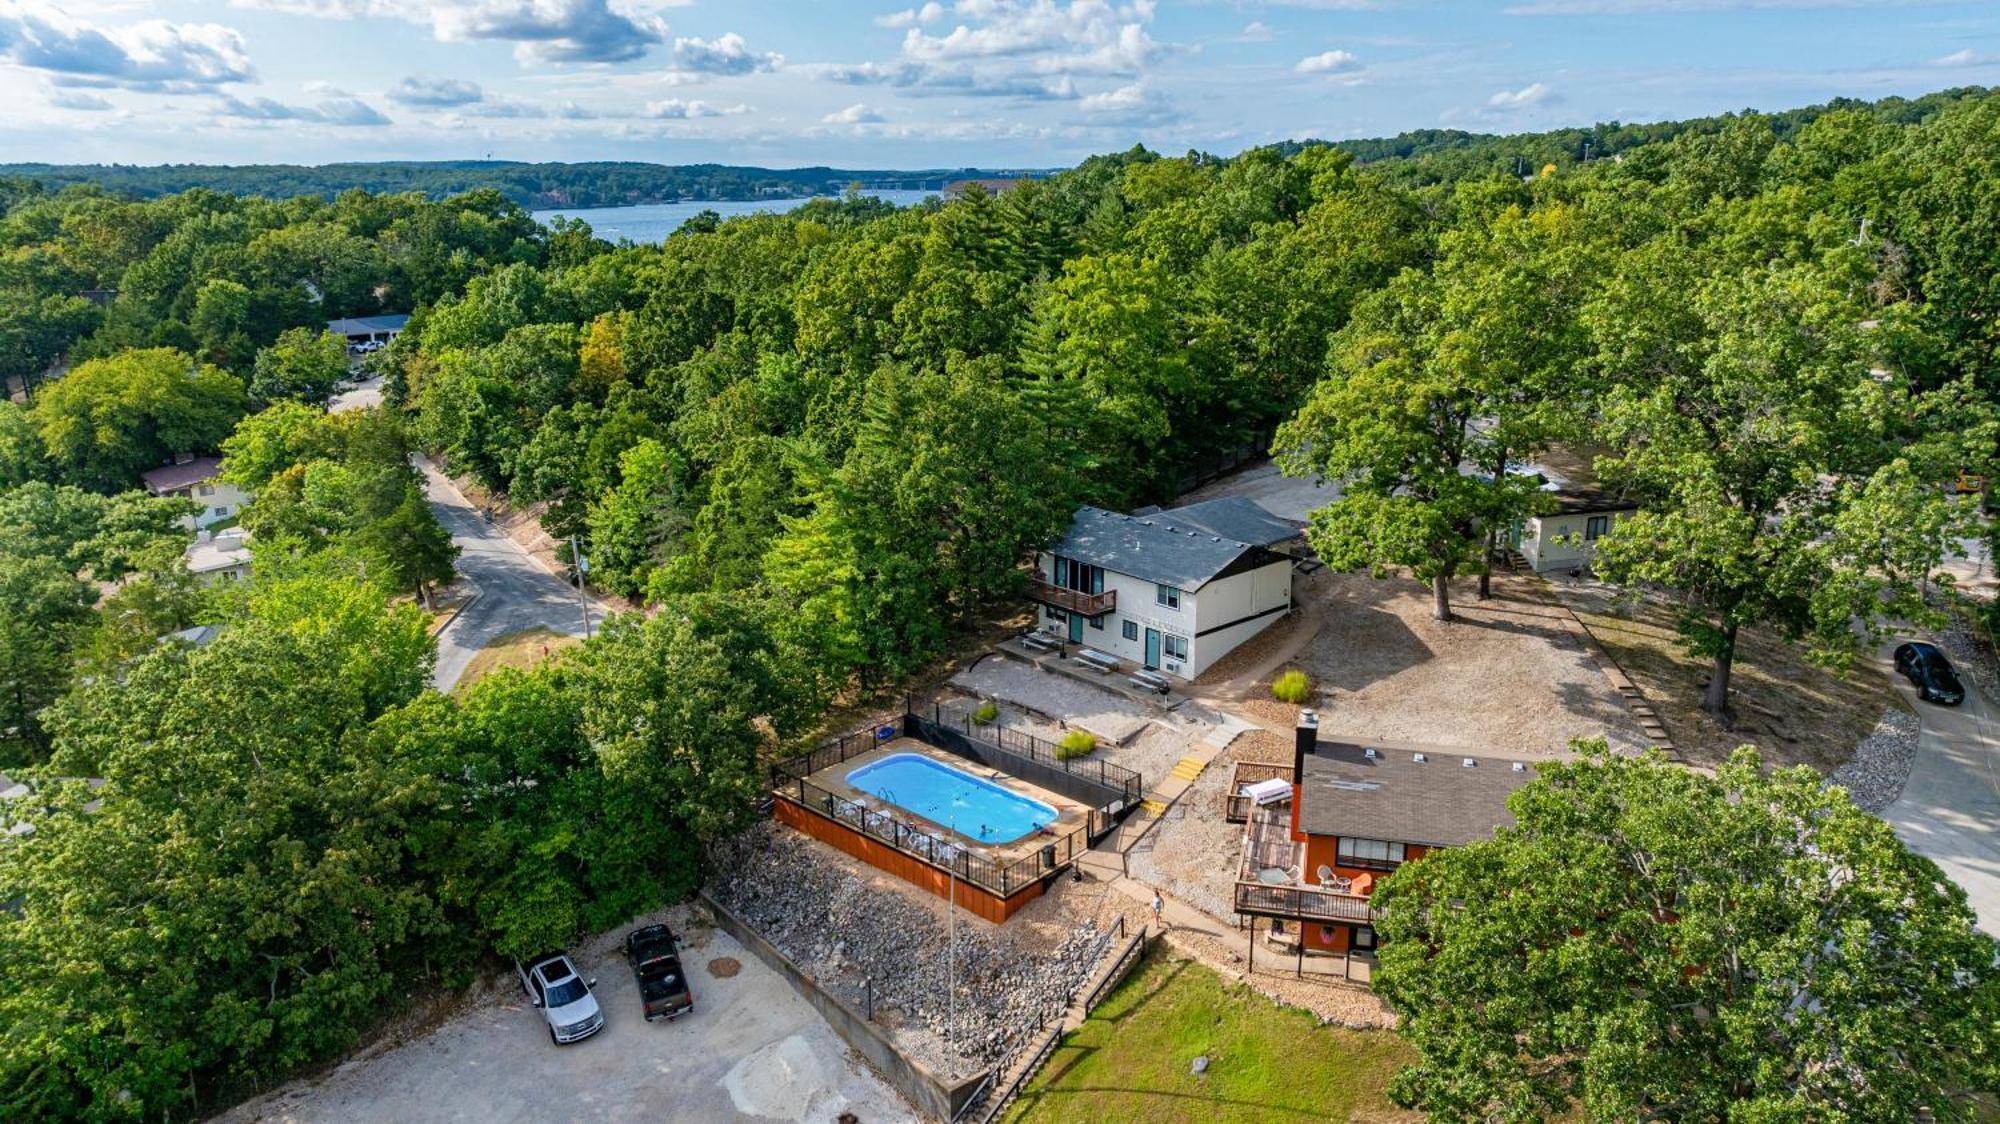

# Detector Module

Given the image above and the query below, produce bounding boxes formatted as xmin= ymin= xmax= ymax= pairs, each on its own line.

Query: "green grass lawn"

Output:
xmin=1002 ymin=950 xmax=1419 ymax=1124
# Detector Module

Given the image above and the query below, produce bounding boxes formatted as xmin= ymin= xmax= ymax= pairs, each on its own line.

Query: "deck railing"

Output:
xmin=926 ymin=704 xmax=1142 ymax=806
xmin=774 ymin=771 xmax=1091 ymax=899
xmin=1232 ymin=879 xmax=1376 ymax=924
xmin=1025 ymin=578 xmax=1116 ymax=617
xmin=1222 ymin=760 xmax=1295 ymax=823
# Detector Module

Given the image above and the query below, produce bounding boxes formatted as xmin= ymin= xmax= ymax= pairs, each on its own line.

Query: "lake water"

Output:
xmin=532 ymin=189 xmax=939 ymax=243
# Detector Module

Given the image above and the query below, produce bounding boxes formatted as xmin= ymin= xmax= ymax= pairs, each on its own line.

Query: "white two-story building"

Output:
xmin=1030 ymin=504 xmax=1296 ymax=680
xmin=141 ymin=456 xmax=249 ymax=529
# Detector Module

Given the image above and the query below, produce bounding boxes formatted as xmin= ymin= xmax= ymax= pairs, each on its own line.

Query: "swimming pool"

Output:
xmin=847 ymin=753 xmax=1058 ymax=844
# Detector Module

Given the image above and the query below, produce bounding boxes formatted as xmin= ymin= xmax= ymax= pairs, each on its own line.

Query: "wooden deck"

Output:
xmin=1233 ymin=801 xmax=1376 ymax=924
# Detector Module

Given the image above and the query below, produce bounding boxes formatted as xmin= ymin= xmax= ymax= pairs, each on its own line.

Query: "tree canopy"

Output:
xmin=1374 ymin=743 xmax=1999 ymax=1122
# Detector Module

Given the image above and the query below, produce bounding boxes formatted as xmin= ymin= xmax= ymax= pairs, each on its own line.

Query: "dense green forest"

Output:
xmin=3 ymin=86 xmax=1999 ymax=1119
xmin=2 ymin=85 xmax=1984 ymax=211
xmin=0 ymin=160 xmax=1047 ymax=208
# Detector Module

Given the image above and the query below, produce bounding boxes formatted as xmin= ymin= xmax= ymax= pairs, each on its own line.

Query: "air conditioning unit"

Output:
xmin=1165 ymin=661 xmax=1183 ymax=673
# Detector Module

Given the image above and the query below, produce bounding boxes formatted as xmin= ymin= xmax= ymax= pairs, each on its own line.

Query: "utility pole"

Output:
xmin=568 ymin=534 xmax=594 ymax=640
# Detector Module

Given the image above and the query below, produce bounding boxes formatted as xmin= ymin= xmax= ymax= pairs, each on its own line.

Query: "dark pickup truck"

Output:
xmin=625 ymin=923 xmax=694 ymax=1022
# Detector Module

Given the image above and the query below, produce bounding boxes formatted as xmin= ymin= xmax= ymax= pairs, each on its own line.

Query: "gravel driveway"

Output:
xmin=218 ymin=904 xmax=917 ymax=1124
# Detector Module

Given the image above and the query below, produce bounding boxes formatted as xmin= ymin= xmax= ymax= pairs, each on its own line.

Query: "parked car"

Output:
xmin=1893 ymin=641 xmax=1966 ymax=706
xmin=624 ymin=924 xmax=694 ymax=1021
xmin=516 ymin=952 xmax=604 ymax=1044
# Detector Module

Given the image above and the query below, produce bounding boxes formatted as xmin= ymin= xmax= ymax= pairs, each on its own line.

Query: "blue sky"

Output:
xmin=1 ymin=0 xmax=1996 ymax=168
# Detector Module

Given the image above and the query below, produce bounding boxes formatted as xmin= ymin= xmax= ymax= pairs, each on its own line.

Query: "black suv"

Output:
xmin=1893 ymin=642 xmax=1966 ymax=706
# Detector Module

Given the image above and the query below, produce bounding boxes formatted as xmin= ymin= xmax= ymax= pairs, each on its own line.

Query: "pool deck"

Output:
xmin=800 ymin=738 xmax=1094 ymax=870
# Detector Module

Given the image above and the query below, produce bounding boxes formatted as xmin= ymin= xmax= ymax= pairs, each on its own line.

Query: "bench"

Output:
xmin=1019 ymin=631 xmax=1061 ymax=654
xmin=1128 ymin=669 xmax=1171 ymax=695
xmin=1075 ymin=648 xmax=1120 ymax=673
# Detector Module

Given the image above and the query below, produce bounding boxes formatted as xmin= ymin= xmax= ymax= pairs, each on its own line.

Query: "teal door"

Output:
xmin=1144 ymin=628 xmax=1161 ymax=669
xmin=1068 ymin=613 xmax=1085 ymax=643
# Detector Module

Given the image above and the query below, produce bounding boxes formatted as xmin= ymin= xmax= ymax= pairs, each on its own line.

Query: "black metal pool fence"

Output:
xmin=769 ymin=707 xmax=1143 ymax=898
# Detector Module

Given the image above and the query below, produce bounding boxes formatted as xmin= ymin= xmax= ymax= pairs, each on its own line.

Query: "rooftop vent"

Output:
xmin=1413 ymin=752 xmax=1427 ymax=763
xmin=1462 ymin=758 xmax=1476 ymax=768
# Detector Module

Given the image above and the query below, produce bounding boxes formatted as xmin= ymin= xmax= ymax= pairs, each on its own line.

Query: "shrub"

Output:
xmin=1272 ymin=669 xmax=1312 ymax=705
xmin=973 ymin=700 xmax=999 ymax=725
xmin=1058 ymin=729 xmax=1098 ymax=759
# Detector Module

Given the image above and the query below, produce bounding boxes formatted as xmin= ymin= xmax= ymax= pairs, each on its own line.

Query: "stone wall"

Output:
xmin=710 ymin=824 xmax=1113 ymax=1084
xmin=698 ymin=890 xmax=984 ymax=1122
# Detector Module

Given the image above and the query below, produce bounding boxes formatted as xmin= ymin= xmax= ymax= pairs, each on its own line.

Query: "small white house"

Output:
xmin=185 ymin=527 xmax=252 ymax=586
xmin=1515 ymin=489 xmax=1638 ymax=574
xmin=141 ymin=456 xmax=249 ymax=529
xmin=1031 ymin=505 xmax=1295 ymax=680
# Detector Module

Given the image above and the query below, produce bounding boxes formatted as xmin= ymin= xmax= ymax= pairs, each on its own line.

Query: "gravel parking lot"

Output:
xmin=219 ymin=904 xmax=916 ymax=1124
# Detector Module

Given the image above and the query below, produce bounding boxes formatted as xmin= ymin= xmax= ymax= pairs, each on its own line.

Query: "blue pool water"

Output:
xmin=848 ymin=754 xmax=1058 ymax=843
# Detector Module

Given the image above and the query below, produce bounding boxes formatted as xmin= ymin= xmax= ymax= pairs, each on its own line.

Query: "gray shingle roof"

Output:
xmin=325 ymin=313 xmax=410 ymax=336
xmin=1161 ymin=496 xmax=1305 ymax=549
xmin=1051 ymin=506 xmax=1287 ymax=589
xmin=1296 ymin=741 xmax=1534 ymax=848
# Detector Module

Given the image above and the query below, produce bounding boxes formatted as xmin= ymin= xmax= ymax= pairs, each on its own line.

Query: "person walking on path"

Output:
xmin=1151 ymin=891 xmax=1164 ymax=925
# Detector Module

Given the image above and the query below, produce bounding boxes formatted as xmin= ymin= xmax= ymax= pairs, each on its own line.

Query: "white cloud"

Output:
xmin=1929 ymin=48 xmax=1990 ymax=68
xmin=1239 ymin=21 xmax=1274 ymax=42
xmin=217 ymin=92 xmax=392 ymax=125
xmin=1505 ymin=0 xmax=1935 ymax=13
xmin=822 ymin=102 xmax=883 ymax=124
xmin=1295 ymin=49 xmax=1361 ymax=75
xmin=898 ymin=0 xmax=1167 ymax=76
xmin=874 ymin=3 xmax=943 ymax=28
xmin=1077 ymin=80 xmax=1179 ymax=126
xmin=669 ymin=32 xmax=781 ymax=75
xmin=388 ymin=75 xmax=484 ymax=106
xmin=230 ymin=0 xmax=668 ymax=65
xmin=642 ymin=97 xmax=746 ymax=118
xmin=1488 ymin=81 xmax=1557 ymax=108
xmin=0 ymin=3 xmax=254 ymax=92
xmin=47 ymin=87 xmax=113 ymax=110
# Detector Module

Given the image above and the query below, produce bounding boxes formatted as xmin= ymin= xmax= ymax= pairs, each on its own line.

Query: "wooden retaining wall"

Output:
xmin=773 ymin=796 xmax=1046 ymax=923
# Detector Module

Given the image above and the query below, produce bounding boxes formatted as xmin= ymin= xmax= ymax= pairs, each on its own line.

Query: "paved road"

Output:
xmin=420 ymin=457 xmax=607 ymax=692
xmin=328 ymin=373 xmax=383 ymax=414
xmin=1877 ymin=642 xmax=2000 ymax=936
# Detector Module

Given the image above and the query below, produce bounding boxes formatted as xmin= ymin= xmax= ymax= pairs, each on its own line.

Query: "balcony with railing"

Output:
xmin=1232 ymin=801 xmax=1376 ymax=925
xmin=1027 ymin=577 xmax=1115 ymax=617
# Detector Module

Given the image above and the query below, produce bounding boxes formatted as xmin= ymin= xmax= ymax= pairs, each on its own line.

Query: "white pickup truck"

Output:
xmin=516 ymin=952 xmax=604 ymax=1045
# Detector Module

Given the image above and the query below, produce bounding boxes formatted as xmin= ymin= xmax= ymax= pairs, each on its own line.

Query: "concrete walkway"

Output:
xmin=1875 ymin=641 xmax=2000 ymax=936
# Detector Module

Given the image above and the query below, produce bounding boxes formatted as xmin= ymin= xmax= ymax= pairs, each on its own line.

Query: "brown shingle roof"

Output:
xmin=1296 ymin=740 xmax=1534 ymax=848
xmin=140 ymin=457 xmax=222 ymax=494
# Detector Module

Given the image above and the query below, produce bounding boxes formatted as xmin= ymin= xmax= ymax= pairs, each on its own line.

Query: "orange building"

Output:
xmin=1232 ymin=712 xmax=1534 ymax=964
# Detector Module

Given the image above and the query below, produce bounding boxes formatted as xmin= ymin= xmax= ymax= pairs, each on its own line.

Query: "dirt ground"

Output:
xmin=218 ymin=903 xmax=916 ymax=1124
xmin=1554 ymin=580 xmax=1905 ymax=773
xmin=1210 ymin=570 xmax=1650 ymax=760
xmin=455 ymin=627 xmax=581 ymax=692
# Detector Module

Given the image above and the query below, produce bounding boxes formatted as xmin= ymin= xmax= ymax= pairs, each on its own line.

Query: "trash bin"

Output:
xmin=1041 ymin=843 xmax=1057 ymax=869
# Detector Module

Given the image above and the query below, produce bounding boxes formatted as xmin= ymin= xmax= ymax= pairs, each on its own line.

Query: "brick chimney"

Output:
xmin=1291 ymin=708 xmax=1317 ymax=838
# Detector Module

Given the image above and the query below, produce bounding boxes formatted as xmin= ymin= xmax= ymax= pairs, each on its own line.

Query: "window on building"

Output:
xmin=197 ymin=485 xmax=214 ymax=497
xmin=1585 ymin=515 xmax=1609 ymax=542
xmin=1155 ymin=584 xmax=1180 ymax=609
xmin=1089 ymin=614 xmax=1104 ymax=630
xmin=1054 ymin=557 xmax=1070 ymax=586
xmin=1121 ymin=620 xmax=1138 ymax=641
xmin=1353 ymin=927 xmax=1377 ymax=950
xmin=1337 ymin=837 xmax=1407 ymax=867
xmin=1163 ymin=634 xmax=1188 ymax=661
